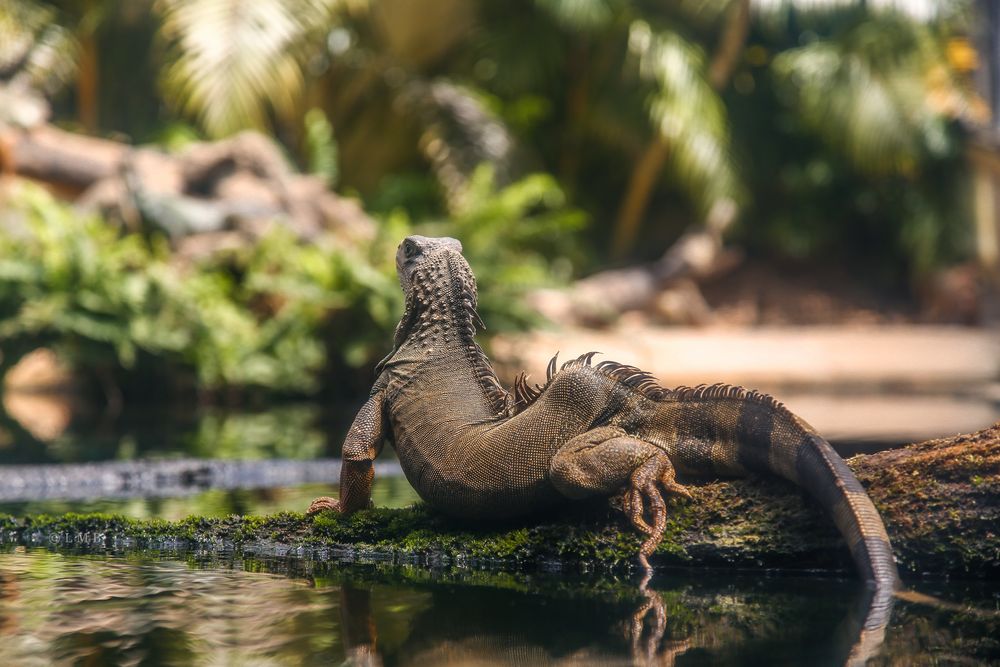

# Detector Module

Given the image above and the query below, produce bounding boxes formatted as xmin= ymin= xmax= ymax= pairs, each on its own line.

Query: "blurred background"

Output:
xmin=0 ymin=0 xmax=998 ymax=518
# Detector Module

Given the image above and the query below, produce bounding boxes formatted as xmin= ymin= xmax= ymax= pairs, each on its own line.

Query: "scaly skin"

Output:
xmin=308 ymin=236 xmax=900 ymax=603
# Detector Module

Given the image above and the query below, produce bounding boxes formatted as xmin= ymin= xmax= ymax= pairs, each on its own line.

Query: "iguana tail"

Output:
xmin=660 ymin=385 xmax=900 ymax=592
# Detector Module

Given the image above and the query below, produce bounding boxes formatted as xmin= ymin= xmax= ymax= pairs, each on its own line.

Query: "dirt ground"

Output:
xmin=699 ymin=260 xmax=983 ymax=327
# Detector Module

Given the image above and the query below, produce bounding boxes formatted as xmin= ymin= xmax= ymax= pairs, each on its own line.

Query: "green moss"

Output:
xmin=0 ymin=500 xmax=841 ymax=574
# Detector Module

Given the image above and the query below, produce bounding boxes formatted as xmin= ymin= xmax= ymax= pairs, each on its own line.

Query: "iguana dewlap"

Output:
xmin=308 ymin=235 xmax=899 ymax=593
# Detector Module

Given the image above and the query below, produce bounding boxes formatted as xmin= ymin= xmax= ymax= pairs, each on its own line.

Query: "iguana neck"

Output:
xmin=390 ymin=252 xmax=510 ymax=414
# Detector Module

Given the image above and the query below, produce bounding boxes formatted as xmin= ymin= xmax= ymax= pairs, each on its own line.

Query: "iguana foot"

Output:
xmin=624 ymin=456 xmax=679 ymax=572
xmin=618 ymin=453 xmax=692 ymax=571
xmin=307 ymin=496 xmax=342 ymax=515
xmin=550 ymin=427 xmax=691 ymax=572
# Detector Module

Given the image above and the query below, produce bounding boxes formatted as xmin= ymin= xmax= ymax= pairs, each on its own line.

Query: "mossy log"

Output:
xmin=2 ymin=424 xmax=997 ymax=578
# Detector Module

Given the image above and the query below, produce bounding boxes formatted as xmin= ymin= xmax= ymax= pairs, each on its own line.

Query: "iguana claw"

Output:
xmin=307 ymin=496 xmax=342 ymax=515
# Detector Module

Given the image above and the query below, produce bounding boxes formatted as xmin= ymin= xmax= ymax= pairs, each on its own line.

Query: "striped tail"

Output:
xmin=792 ymin=431 xmax=900 ymax=589
xmin=665 ymin=388 xmax=900 ymax=591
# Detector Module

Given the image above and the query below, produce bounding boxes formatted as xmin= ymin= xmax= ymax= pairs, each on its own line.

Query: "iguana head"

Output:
xmin=375 ymin=235 xmax=481 ymax=374
xmin=394 ymin=235 xmax=465 ymax=294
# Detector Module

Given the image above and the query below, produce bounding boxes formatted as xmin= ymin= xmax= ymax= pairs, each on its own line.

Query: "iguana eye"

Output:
xmin=403 ymin=241 xmax=417 ymax=258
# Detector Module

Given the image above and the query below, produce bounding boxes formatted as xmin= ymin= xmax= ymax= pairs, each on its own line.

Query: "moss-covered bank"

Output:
xmin=2 ymin=423 xmax=998 ymax=577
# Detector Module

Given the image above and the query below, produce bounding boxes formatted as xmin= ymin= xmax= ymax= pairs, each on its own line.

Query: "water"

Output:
xmin=0 ymin=548 xmax=996 ymax=666
xmin=1 ymin=399 xmax=998 ymax=664
xmin=0 ymin=478 xmax=420 ymax=521
xmin=0 ymin=402 xmax=419 ymax=518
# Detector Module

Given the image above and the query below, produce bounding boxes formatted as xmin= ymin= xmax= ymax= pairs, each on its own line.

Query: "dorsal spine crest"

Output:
xmin=509 ymin=351 xmax=792 ymax=418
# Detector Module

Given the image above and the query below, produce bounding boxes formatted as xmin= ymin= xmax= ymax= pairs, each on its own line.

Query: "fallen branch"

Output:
xmin=0 ymin=123 xmax=375 ymax=250
xmin=529 ymin=199 xmax=742 ymax=326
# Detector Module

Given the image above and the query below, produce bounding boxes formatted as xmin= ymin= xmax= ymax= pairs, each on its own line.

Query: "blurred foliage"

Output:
xmin=0 ymin=172 xmax=580 ymax=399
xmin=0 ymin=0 xmax=988 ymax=285
xmin=411 ymin=165 xmax=587 ymax=331
xmin=146 ymin=120 xmax=203 ymax=152
xmin=770 ymin=13 xmax=975 ymax=176
xmin=184 ymin=405 xmax=326 ymax=459
xmin=0 ymin=181 xmax=379 ymax=394
xmin=0 ymin=0 xmax=77 ymax=95
xmin=730 ymin=4 xmax=979 ymax=280
xmin=303 ymin=107 xmax=340 ymax=187
xmin=155 ymin=0 xmax=343 ymax=138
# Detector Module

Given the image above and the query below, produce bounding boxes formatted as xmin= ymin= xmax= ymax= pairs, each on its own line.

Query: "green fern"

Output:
xmin=303 ymin=107 xmax=340 ymax=187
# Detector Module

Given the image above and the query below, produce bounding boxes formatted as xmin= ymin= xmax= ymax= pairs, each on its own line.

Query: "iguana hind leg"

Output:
xmin=550 ymin=426 xmax=691 ymax=571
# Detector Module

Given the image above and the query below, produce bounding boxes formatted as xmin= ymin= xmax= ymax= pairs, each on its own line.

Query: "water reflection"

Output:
xmin=0 ymin=478 xmax=420 ymax=521
xmin=0 ymin=402 xmax=347 ymax=465
xmin=0 ymin=400 xmax=420 ymax=520
xmin=0 ymin=549 xmax=996 ymax=666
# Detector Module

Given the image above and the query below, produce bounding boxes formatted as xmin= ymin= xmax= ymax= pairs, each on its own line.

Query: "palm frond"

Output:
xmin=0 ymin=1 xmax=77 ymax=92
xmin=534 ymin=0 xmax=627 ymax=31
xmin=156 ymin=0 xmax=345 ymax=137
xmin=627 ymin=20 xmax=742 ymax=210
xmin=772 ymin=15 xmax=977 ymax=174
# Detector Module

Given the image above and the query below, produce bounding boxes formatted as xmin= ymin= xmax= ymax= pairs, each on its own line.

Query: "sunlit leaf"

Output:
xmin=156 ymin=0 xmax=345 ymax=137
xmin=628 ymin=20 xmax=743 ymax=211
xmin=752 ymin=0 xmax=953 ymax=22
xmin=772 ymin=14 xmax=975 ymax=175
xmin=534 ymin=0 xmax=626 ymax=30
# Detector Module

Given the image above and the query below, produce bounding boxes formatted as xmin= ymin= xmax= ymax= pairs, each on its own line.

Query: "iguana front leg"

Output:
xmin=308 ymin=389 xmax=386 ymax=515
xmin=550 ymin=426 xmax=691 ymax=570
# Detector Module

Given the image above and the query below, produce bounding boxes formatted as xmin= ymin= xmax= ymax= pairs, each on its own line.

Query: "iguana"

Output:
xmin=308 ymin=235 xmax=900 ymax=595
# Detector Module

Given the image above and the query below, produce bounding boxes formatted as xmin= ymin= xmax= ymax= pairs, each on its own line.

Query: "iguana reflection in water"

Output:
xmin=332 ymin=572 xmax=892 ymax=667
xmin=0 ymin=551 xmax=995 ymax=665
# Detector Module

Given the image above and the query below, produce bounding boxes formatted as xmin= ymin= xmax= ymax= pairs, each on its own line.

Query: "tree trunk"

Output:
xmin=611 ymin=136 xmax=670 ymax=259
xmin=77 ymin=32 xmax=100 ymax=133
xmin=709 ymin=0 xmax=751 ymax=91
